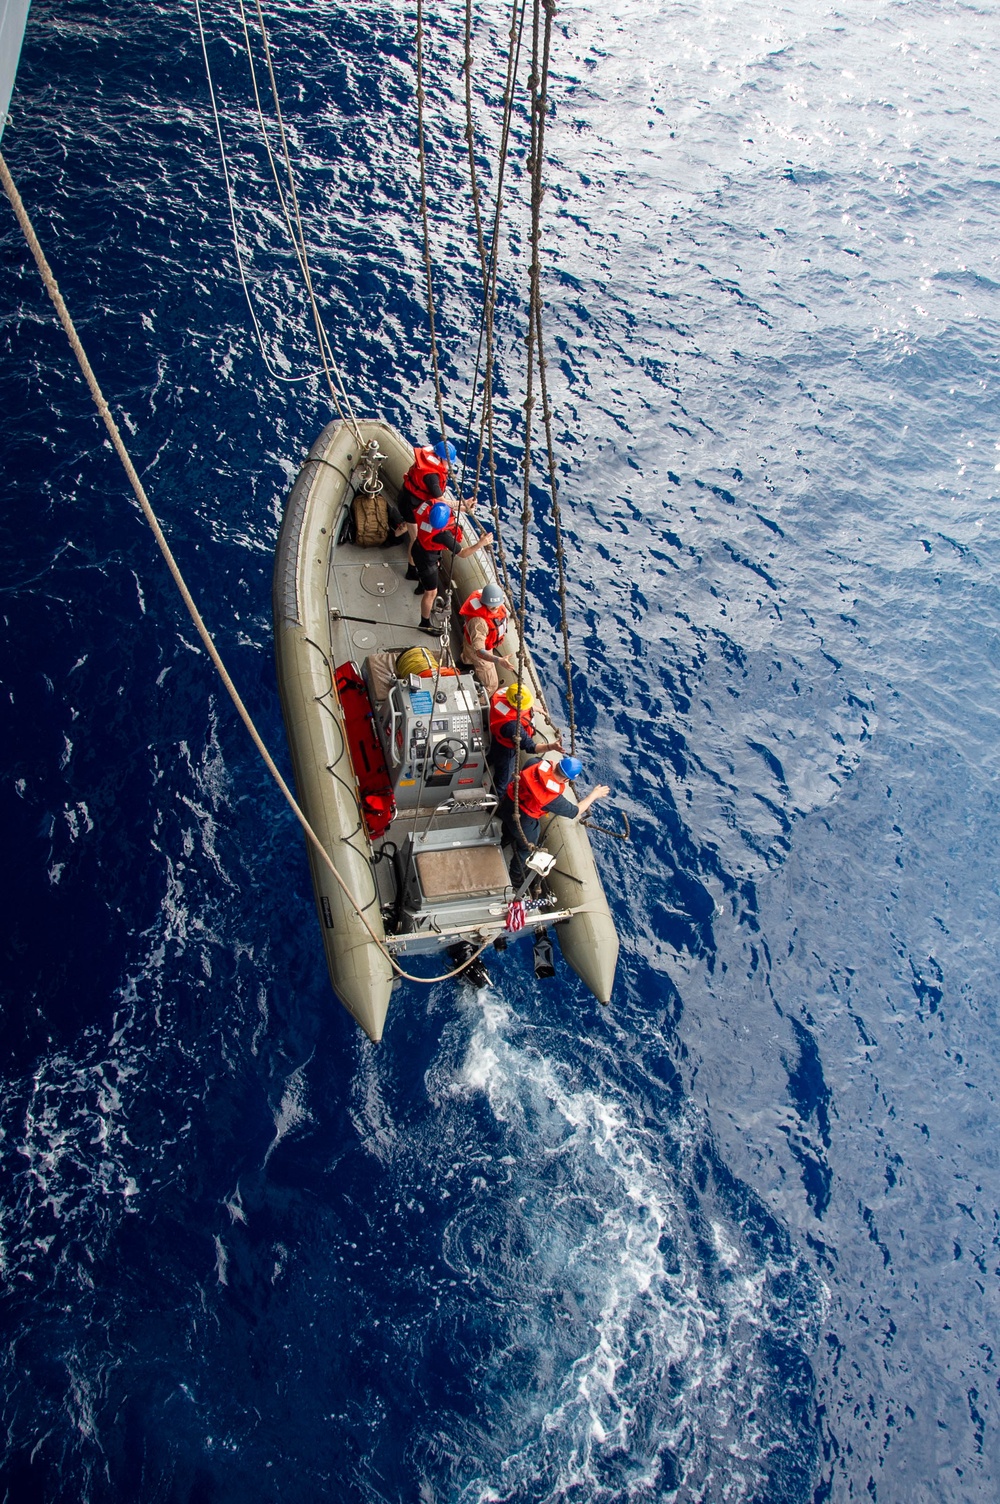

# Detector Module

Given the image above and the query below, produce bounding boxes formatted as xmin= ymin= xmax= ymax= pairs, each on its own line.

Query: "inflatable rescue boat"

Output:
xmin=273 ymin=419 xmax=619 ymax=1041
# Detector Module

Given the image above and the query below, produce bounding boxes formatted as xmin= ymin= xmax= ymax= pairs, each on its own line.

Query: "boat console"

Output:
xmin=372 ymin=670 xmax=488 ymax=810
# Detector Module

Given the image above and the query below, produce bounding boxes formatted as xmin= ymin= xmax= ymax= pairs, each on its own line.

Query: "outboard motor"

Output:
xmin=532 ymin=927 xmax=556 ymax=979
xmin=448 ymin=941 xmax=490 ymax=989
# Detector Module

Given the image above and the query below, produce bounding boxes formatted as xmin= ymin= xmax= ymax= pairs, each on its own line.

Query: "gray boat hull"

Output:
xmin=273 ymin=419 xmax=619 ymax=1039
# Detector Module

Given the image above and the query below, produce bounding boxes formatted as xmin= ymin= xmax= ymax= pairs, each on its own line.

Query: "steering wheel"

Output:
xmin=432 ymin=737 xmax=469 ymax=772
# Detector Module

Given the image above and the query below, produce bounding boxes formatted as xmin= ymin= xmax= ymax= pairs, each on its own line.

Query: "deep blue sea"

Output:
xmin=3 ymin=0 xmax=1000 ymax=1498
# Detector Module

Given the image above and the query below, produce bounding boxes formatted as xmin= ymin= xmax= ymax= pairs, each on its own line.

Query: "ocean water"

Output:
xmin=2 ymin=0 xmax=999 ymax=1499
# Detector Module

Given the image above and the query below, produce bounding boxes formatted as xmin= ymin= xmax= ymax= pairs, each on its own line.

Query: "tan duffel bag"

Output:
xmin=353 ymin=486 xmax=389 ymax=547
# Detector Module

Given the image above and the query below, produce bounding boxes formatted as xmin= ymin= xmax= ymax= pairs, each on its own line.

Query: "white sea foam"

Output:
xmin=0 ymin=730 xmax=248 ymax=1320
xmin=350 ymin=1041 xmax=403 ymax=1160
xmin=424 ymin=991 xmax=818 ymax=1503
xmin=225 ymin=1187 xmax=247 ymax=1225
xmin=263 ymin=1063 xmax=312 ymax=1166
xmin=250 ymin=984 xmax=268 ymax=1057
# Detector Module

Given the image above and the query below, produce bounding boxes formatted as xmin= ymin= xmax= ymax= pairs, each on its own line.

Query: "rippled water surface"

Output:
xmin=3 ymin=0 xmax=1000 ymax=1499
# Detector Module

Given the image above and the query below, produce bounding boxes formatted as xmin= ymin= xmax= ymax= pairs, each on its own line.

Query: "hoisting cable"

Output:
xmin=246 ymin=0 xmax=363 ymax=444
xmin=195 ymin=0 xmax=362 ymax=441
xmin=463 ymin=0 xmax=528 ymax=518
xmin=516 ymin=0 xmax=578 ymax=768
xmin=0 ymin=152 xmax=489 ymax=987
xmin=234 ymin=0 xmax=316 ymax=313
xmin=412 ymin=43 xmax=494 ymax=663
xmin=192 ymin=0 xmax=314 ymax=384
xmin=528 ymin=0 xmax=576 ymax=756
xmin=415 ymin=0 xmax=450 ymax=461
xmin=532 ymin=295 xmax=575 ymax=754
xmin=407 ymin=0 xmax=525 ymax=880
xmin=416 ymin=0 xmax=523 ymax=580
xmin=458 ymin=0 xmax=492 ymax=553
xmin=459 ymin=0 xmax=529 ymax=604
xmin=509 ymin=0 xmax=547 ymax=852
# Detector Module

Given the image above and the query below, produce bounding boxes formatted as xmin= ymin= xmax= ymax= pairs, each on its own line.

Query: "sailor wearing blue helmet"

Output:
xmin=390 ymin=444 xmax=451 ymax=579
xmin=391 ymin=440 xmax=466 ymax=581
xmin=500 ymin=754 xmax=611 ymax=885
xmin=411 ymin=498 xmax=494 ymax=633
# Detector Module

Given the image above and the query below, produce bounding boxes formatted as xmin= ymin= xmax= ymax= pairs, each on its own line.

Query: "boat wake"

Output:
xmin=390 ymin=988 xmax=827 ymax=1503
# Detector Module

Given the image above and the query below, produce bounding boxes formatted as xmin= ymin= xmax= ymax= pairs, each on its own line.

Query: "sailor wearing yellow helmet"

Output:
xmin=487 ymin=681 xmax=561 ymax=794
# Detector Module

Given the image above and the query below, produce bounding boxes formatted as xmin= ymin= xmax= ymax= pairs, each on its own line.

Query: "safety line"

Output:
xmin=0 ymin=151 xmax=489 ymax=988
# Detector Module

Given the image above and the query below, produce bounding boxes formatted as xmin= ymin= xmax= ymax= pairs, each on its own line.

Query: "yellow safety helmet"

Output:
xmin=505 ymin=683 xmax=533 ymax=711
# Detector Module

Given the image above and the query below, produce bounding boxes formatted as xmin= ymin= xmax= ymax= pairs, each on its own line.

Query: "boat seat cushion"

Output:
xmin=416 ymin=845 xmax=509 ymax=899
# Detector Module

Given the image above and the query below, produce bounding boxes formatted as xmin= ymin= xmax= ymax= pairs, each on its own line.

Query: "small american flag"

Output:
xmin=505 ymin=900 xmax=526 ymax=932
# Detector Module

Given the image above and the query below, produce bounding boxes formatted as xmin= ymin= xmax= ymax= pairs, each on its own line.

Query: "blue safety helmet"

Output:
xmin=429 ymin=501 xmax=451 ymax=530
xmin=433 ymin=440 xmax=458 ymax=466
xmin=559 ymin=755 xmax=583 ymax=780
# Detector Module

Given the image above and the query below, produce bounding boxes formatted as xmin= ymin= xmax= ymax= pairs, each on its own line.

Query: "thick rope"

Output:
xmin=0 ymin=152 xmax=488 ymax=987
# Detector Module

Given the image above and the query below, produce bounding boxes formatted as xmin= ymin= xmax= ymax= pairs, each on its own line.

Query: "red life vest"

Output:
xmin=414 ymin=499 xmax=460 ymax=553
xmin=490 ymin=688 xmax=533 ymax=749
xmin=402 ymin=448 xmax=448 ymax=506
xmin=506 ymin=759 xmax=568 ymax=820
xmin=461 ymin=590 xmax=508 ymax=653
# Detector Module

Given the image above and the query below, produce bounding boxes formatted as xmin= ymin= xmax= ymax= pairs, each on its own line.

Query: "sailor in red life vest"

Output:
xmin=412 ymin=499 xmax=494 ymax=633
xmin=499 ymin=755 xmax=611 ymax=885
xmin=459 ymin=582 xmax=512 ymax=693
xmin=487 ymin=682 xmax=561 ymax=794
xmin=389 ymin=441 xmax=455 ymax=580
